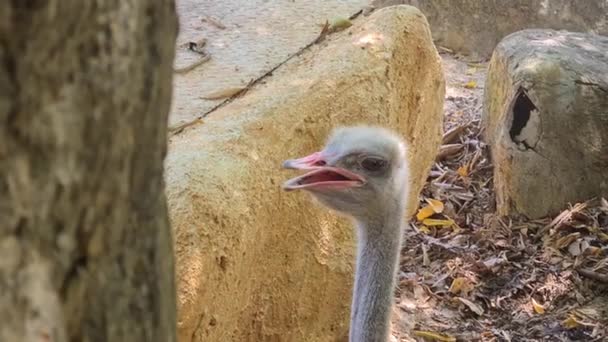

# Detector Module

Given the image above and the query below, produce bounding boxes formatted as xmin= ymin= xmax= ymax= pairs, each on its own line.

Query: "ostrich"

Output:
xmin=282 ymin=126 xmax=408 ymax=342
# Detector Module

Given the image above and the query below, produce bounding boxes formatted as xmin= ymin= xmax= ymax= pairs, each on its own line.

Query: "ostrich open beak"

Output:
xmin=282 ymin=152 xmax=366 ymax=191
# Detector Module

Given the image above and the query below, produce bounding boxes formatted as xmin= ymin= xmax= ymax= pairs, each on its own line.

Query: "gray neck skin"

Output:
xmin=349 ymin=203 xmax=404 ymax=342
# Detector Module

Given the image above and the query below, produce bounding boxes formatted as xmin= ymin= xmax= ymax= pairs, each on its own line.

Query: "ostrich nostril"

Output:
xmin=315 ymin=160 xmax=326 ymax=166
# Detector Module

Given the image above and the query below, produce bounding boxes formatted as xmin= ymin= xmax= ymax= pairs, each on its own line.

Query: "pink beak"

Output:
xmin=283 ymin=152 xmax=326 ymax=170
xmin=282 ymin=152 xmax=366 ymax=191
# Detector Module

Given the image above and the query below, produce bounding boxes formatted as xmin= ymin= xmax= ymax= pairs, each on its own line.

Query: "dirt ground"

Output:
xmin=392 ymin=53 xmax=608 ymax=342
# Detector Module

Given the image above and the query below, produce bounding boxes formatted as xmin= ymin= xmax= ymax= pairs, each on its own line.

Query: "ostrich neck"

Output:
xmin=349 ymin=205 xmax=404 ymax=342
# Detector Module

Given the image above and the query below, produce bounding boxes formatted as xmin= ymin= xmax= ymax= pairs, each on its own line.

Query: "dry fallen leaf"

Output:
xmin=457 ymin=297 xmax=484 ymax=316
xmin=554 ymin=232 xmax=580 ymax=249
xmin=200 ymin=15 xmax=226 ymax=29
xmin=464 ymin=80 xmax=477 ymax=89
xmin=426 ymin=198 xmax=445 ymax=213
xmin=562 ymin=314 xmax=580 ymax=329
xmin=442 ymin=124 xmax=470 ymax=144
xmin=481 ymin=256 xmax=507 ymax=273
xmin=200 ymin=87 xmax=245 ymax=100
xmin=423 ymin=218 xmax=455 ymax=227
xmin=436 ymin=144 xmax=464 ymax=160
xmin=541 ymin=202 xmax=588 ymax=236
xmin=416 ymin=199 xmax=445 ymax=221
xmin=449 ymin=277 xmax=474 ymax=295
xmin=532 ymin=298 xmax=545 ymax=314
xmin=412 ymin=330 xmax=456 ymax=342
xmin=174 ymin=54 xmax=211 ymax=74
xmin=416 ymin=205 xmax=436 ymax=221
xmin=437 ymin=45 xmax=454 ymax=53
xmin=457 ymin=164 xmax=469 ymax=177
xmin=419 ymin=225 xmax=431 ymax=234
xmin=601 ymin=197 xmax=608 ymax=211
xmin=467 ymin=62 xmax=485 ymax=68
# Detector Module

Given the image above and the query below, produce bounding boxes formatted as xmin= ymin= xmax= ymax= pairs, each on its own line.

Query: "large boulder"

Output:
xmin=482 ymin=29 xmax=608 ymax=219
xmin=372 ymin=0 xmax=608 ymax=59
xmin=166 ymin=5 xmax=444 ymax=342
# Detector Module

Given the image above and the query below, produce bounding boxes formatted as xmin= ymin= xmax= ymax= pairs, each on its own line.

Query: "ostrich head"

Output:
xmin=282 ymin=126 xmax=408 ymax=220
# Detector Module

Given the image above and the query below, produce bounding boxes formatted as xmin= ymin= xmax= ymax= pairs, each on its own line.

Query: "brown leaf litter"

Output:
xmin=392 ymin=54 xmax=608 ymax=342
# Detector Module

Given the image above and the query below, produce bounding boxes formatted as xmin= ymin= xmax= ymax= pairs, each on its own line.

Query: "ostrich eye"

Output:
xmin=360 ymin=157 xmax=387 ymax=172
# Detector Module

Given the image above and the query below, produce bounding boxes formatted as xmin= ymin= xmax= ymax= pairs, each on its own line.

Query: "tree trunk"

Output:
xmin=0 ymin=1 xmax=177 ymax=341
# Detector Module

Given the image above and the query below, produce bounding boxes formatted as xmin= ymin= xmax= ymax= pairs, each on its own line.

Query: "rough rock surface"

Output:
xmin=166 ymin=5 xmax=444 ymax=342
xmin=482 ymin=29 xmax=608 ymax=219
xmin=372 ymin=0 xmax=608 ymax=59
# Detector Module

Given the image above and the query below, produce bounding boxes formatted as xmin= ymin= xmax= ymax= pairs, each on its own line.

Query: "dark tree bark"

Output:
xmin=0 ymin=1 xmax=177 ymax=341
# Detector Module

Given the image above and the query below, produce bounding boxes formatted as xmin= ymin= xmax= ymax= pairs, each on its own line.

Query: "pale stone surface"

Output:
xmin=166 ymin=5 xmax=445 ymax=342
xmin=372 ymin=0 xmax=608 ymax=59
xmin=171 ymin=0 xmax=367 ymax=127
xmin=482 ymin=29 xmax=608 ymax=219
